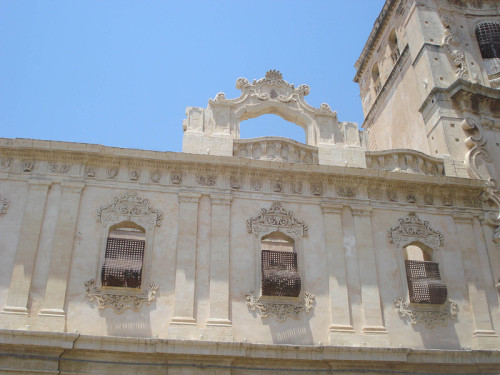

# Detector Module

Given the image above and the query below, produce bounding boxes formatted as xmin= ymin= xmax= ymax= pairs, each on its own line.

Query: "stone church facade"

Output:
xmin=0 ymin=0 xmax=499 ymax=373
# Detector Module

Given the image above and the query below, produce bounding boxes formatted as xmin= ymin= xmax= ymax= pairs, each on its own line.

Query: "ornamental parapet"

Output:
xmin=233 ymin=137 xmax=318 ymax=164
xmin=365 ymin=149 xmax=445 ymax=176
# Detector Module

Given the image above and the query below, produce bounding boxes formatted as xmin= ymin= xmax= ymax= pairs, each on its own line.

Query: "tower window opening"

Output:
xmin=475 ymin=22 xmax=500 ymax=59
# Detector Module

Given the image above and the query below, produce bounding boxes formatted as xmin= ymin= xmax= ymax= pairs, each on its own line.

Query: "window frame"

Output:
xmin=95 ymin=191 xmax=162 ymax=297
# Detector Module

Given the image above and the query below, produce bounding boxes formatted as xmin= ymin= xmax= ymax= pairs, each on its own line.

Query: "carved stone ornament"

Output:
xmin=230 ymin=176 xmax=241 ymax=189
xmin=196 ymin=175 xmax=215 ymax=186
xmin=150 ymin=170 xmax=161 ymax=183
xmin=424 ymin=192 xmax=434 ymax=205
xmin=292 ymin=181 xmax=303 ymax=194
xmin=85 ymin=166 xmax=96 ymax=178
xmin=388 ymin=212 xmax=444 ymax=249
xmin=251 ymin=179 xmax=262 ymax=191
xmin=96 ymin=191 xmax=163 ymax=227
xmin=171 ymin=173 xmax=182 ymax=185
xmin=441 ymin=190 xmax=453 ymax=206
xmin=311 ymin=183 xmax=323 ymax=196
xmin=462 ymin=118 xmax=500 ymax=242
xmin=49 ymin=163 xmax=70 ymax=174
xmin=129 ymin=170 xmax=140 ymax=181
xmin=387 ymin=189 xmax=398 ymax=202
xmin=107 ymin=167 xmax=118 ymax=179
xmin=247 ymin=201 xmax=308 ymax=240
xmin=85 ymin=279 xmax=158 ymax=313
xmin=273 ymin=181 xmax=283 ymax=193
xmin=440 ymin=12 xmax=470 ymax=80
xmin=406 ymin=192 xmax=416 ymax=204
xmin=0 ymin=158 xmax=11 ymax=169
xmin=0 ymin=195 xmax=9 ymax=215
xmin=337 ymin=186 xmax=355 ymax=197
xmin=394 ymin=297 xmax=458 ymax=328
xmin=22 ymin=161 xmax=34 ymax=173
xmin=245 ymin=290 xmax=315 ymax=322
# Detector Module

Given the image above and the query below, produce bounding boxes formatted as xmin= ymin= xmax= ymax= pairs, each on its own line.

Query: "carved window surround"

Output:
xmin=388 ymin=212 xmax=457 ymax=325
xmin=394 ymin=297 xmax=458 ymax=328
xmin=246 ymin=201 xmax=314 ymax=321
xmin=85 ymin=191 xmax=162 ymax=313
xmin=245 ymin=290 xmax=314 ymax=322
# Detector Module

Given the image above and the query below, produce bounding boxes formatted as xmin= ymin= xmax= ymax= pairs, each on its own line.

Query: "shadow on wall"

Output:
xmin=264 ymin=316 xmax=314 ymax=345
xmin=103 ymin=308 xmax=152 ymax=338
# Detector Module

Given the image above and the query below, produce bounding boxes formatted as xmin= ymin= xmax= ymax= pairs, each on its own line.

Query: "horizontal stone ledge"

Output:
xmin=0 ymin=329 xmax=499 ymax=364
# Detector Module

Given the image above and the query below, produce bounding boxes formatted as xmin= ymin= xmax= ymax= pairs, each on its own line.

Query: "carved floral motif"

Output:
xmin=150 ymin=171 xmax=161 ymax=183
xmin=0 ymin=195 xmax=9 ymax=215
xmin=251 ymin=179 xmax=262 ymax=191
xmin=85 ymin=279 xmax=158 ymax=313
xmin=22 ymin=161 xmax=34 ymax=172
xmin=107 ymin=167 xmax=118 ymax=178
xmin=0 ymin=158 xmax=11 ymax=169
xmin=388 ymin=212 xmax=444 ymax=249
xmin=394 ymin=297 xmax=458 ymax=328
xmin=171 ymin=173 xmax=182 ymax=185
xmin=49 ymin=163 xmax=70 ymax=174
xmin=245 ymin=290 xmax=315 ymax=322
xmin=97 ymin=191 xmax=163 ymax=227
xmin=337 ymin=186 xmax=355 ymax=197
xmin=247 ymin=201 xmax=308 ymax=240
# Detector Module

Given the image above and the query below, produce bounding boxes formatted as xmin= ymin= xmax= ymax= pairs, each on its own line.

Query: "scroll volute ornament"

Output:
xmin=462 ymin=118 xmax=500 ymax=242
xmin=387 ymin=212 xmax=444 ymax=250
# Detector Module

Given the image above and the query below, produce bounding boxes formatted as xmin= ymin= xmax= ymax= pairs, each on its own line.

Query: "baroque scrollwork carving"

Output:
xmin=107 ymin=167 xmax=118 ymax=179
xmin=394 ymin=297 xmax=458 ymax=328
xmin=388 ymin=212 xmax=444 ymax=249
xmin=97 ymin=191 xmax=163 ymax=227
xmin=0 ymin=195 xmax=9 ymax=215
xmin=85 ymin=279 xmax=158 ymax=313
xmin=0 ymin=158 xmax=11 ymax=169
xmin=440 ymin=12 xmax=470 ymax=80
xmin=245 ymin=290 xmax=315 ymax=322
xmin=337 ymin=186 xmax=355 ymax=197
xmin=196 ymin=175 xmax=216 ymax=186
xmin=462 ymin=118 xmax=500 ymax=242
xmin=247 ymin=201 xmax=308 ymax=240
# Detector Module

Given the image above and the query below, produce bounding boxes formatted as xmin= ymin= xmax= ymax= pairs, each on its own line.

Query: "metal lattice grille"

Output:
xmin=405 ymin=260 xmax=447 ymax=304
xmin=475 ymin=22 xmax=500 ymax=58
xmin=101 ymin=237 xmax=145 ymax=288
xmin=262 ymin=250 xmax=301 ymax=297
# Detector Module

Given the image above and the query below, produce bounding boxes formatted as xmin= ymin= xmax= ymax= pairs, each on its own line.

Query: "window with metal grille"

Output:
xmin=475 ymin=22 xmax=500 ymax=59
xmin=405 ymin=260 xmax=447 ymax=304
xmin=261 ymin=249 xmax=301 ymax=298
xmin=101 ymin=227 xmax=145 ymax=288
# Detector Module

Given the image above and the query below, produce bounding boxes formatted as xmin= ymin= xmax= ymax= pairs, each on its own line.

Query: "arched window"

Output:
xmin=101 ymin=222 xmax=145 ymax=288
xmin=372 ymin=64 xmax=381 ymax=95
xmin=403 ymin=243 xmax=447 ymax=304
xmin=475 ymin=22 xmax=500 ymax=59
xmin=389 ymin=29 xmax=400 ymax=63
xmin=261 ymin=231 xmax=301 ymax=297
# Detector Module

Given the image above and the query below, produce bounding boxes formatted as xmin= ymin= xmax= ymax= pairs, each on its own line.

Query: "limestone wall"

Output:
xmin=0 ymin=139 xmax=498 ymax=354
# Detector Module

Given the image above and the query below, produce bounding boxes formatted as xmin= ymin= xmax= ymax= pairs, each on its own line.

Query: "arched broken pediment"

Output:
xmin=182 ymin=70 xmax=366 ymax=167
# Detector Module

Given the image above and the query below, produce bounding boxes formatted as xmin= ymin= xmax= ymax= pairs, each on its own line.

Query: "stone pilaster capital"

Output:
xmin=453 ymin=211 xmax=474 ymax=225
xmin=351 ymin=205 xmax=372 ymax=217
xmin=27 ymin=178 xmax=52 ymax=189
xmin=320 ymin=202 xmax=343 ymax=214
xmin=210 ymin=193 xmax=233 ymax=206
xmin=178 ymin=191 xmax=201 ymax=204
xmin=60 ymin=180 xmax=85 ymax=193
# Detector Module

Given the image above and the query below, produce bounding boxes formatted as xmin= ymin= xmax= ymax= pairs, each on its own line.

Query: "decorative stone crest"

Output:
xmin=247 ymin=201 xmax=308 ymax=240
xmin=0 ymin=195 xmax=9 ymax=215
xmin=311 ymin=182 xmax=323 ymax=196
xmin=406 ymin=192 xmax=416 ymax=204
xmin=49 ymin=163 xmax=70 ymax=174
xmin=388 ymin=212 xmax=444 ymax=249
xmin=245 ymin=290 xmax=315 ymax=322
xmin=251 ymin=179 xmax=262 ymax=191
xmin=85 ymin=279 xmax=158 ymax=313
xmin=394 ymin=297 xmax=458 ymax=328
xmin=97 ymin=191 xmax=163 ymax=227
xmin=273 ymin=181 xmax=283 ymax=193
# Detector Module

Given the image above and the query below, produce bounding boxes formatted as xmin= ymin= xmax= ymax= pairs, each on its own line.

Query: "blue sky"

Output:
xmin=0 ymin=1 xmax=385 ymax=152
